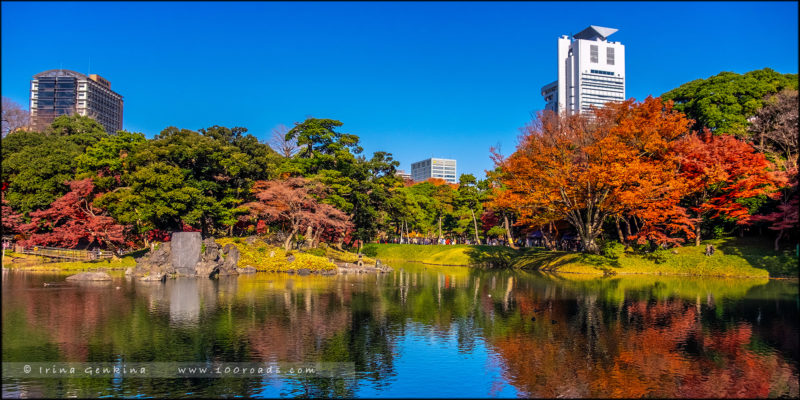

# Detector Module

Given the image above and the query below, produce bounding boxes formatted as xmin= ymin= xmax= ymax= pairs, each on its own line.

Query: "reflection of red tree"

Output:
xmin=247 ymin=292 xmax=350 ymax=361
xmin=490 ymin=296 xmax=799 ymax=398
xmin=16 ymin=285 xmax=132 ymax=361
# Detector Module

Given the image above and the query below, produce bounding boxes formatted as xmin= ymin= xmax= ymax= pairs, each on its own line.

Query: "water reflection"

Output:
xmin=2 ymin=266 xmax=798 ymax=398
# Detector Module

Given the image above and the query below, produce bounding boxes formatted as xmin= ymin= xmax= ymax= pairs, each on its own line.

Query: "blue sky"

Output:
xmin=2 ymin=1 xmax=798 ymax=178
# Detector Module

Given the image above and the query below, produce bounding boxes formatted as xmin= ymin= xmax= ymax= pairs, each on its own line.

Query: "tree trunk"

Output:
xmin=471 ymin=209 xmax=481 ymax=245
xmin=313 ymin=227 xmax=322 ymax=248
xmin=581 ymin=235 xmax=600 ymax=253
xmin=541 ymin=223 xmax=552 ymax=250
xmin=622 ymin=217 xmax=632 ymax=240
xmin=694 ymin=223 xmax=701 ymax=247
xmin=615 ymin=217 xmax=626 ymax=244
xmin=305 ymin=225 xmax=314 ymax=249
xmin=438 ymin=215 xmax=443 ymax=243
xmin=774 ymin=229 xmax=783 ymax=251
xmin=503 ymin=213 xmax=518 ymax=249
xmin=284 ymin=227 xmax=298 ymax=252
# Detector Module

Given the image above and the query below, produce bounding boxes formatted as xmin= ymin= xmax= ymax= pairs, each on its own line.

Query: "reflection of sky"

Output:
xmin=251 ymin=322 xmax=518 ymax=398
xmin=359 ymin=322 xmax=517 ymax=398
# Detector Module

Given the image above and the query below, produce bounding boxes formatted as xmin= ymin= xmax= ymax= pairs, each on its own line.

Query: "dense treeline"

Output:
xmin=0 ymin=115 xmax=505 ymax=252
xmin=1 ymin=68 xmax=797 ymax=254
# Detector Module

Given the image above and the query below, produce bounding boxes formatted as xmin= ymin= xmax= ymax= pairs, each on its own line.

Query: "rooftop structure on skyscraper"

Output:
xmin=541 ymin=25 xmax=626 ymax=115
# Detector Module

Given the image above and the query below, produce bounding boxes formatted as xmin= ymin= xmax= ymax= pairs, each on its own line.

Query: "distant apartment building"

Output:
xmin=410 ymin=158 xmax=457 ymax=184
xmin=395 ymin=170 xmax=412 ymax=181
xmin=541 ymin=25 xmax=626 ymax=115
xmin=30 ymin=69 xmax=123 ymax=134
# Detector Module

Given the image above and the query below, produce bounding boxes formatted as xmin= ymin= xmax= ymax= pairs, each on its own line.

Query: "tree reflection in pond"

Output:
xmin=2 ymin=266 xmax=798 ymax=398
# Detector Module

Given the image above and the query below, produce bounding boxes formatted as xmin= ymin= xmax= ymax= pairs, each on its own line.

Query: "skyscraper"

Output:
xmin=541 ymin=25 xmax=626 ymax=115
xmin=30 ymin=69 xmax=123 ymax=134
xmin=410 ymin=158 xmax=457 ymax=184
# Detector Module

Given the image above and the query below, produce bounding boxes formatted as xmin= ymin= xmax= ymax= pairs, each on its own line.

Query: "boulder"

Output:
xmin=297 ymin=268 xmax=311 ymax=276
xmin=236 ymin=266 xmax=257 ymax=274
xmin=133 ymin=235 xmax=241 ymax=279
xmin=66 ymin=272 xmax=112 ymax=281
xmin=140 ymin=273 xmax=166 ymax=282
xmin=216 ymin=244 xmax=239 ymax=276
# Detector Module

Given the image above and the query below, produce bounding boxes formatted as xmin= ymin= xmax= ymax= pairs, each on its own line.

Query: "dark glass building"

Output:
xmin=30 ymin=69 xmax=123 ymax=134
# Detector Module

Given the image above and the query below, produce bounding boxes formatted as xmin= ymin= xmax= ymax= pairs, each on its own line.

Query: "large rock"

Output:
xmin=66 ymin=272 xmax=112 ymax=281
xmin=216 ymin=244 xmax=239 ymax=276
xmin=171 ymin=232 xmax=202 ymax=276
xmin=134 ymin=235 xmax=241 ymax=279
xmin=196 ymin=238 xmax=222 ymax=277
xmin=139 ymin=273 xmax=166 ymax=282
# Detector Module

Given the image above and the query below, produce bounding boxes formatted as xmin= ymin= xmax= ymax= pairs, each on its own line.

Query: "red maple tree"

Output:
xmin=1 ymin=195 xmax=23 ymax=235
xmin=244 ymin=177 xmax=351 ymax=251
xmin=670 ymin=130 xmax=782 ymax=245
xmin=18 ymin=179 xmax=130 ymax=251
xmin=752 ymin=167 xmax=799 ymax=250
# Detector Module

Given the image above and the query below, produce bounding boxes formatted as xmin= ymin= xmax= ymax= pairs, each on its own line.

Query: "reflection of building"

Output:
xmin=541 ymin=25 xmax=626 ymax=115
xmin=410 ymin=158 xmax=457 ymax=184
xmin=30 ymin=69 xmax=123 ymax=134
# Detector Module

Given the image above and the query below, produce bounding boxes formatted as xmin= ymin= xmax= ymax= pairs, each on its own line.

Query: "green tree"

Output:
xmin=455 ymin=174 xmax=486 ymax=244
xmin=1 ymin=115 xmax=107 ymax=216
xmin=661 ymin=68 xmax=798 ymax=136
xmin=281 ymin=118 xmax=400 ymax=246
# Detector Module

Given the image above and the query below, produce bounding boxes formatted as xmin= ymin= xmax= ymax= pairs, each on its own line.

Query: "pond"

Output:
xmin=2 ymin=264 xmax=798 ymax=398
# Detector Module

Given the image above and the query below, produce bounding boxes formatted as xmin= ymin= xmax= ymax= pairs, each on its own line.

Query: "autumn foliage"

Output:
xmin=670 ymin=130 xmax=782 ymax=245
xmin=493 ymin=96 xmax=790 ymax=251
xmin=492 ymin=97 xmax=695 ymax=252
xmin=18 ymin=179 xmax=130 ymax=251
xmin=243 ymin=177 xmax=352 ymax=251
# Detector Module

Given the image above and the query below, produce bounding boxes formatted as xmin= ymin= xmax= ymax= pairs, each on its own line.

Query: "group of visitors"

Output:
xmin=377 ymin=234 xmax=596 ymax=253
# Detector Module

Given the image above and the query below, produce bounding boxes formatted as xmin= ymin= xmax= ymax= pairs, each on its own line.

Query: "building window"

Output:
xmin=607 ymin=47 xmax=615 ymax=65
xmin=590 ymin=45 xmax=598 ymax=63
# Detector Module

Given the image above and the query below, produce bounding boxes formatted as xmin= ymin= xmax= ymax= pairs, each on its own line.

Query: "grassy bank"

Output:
xmin=215 ymin=238 xmax=378 ymax=272
xmin=362 ymin=237 xmax=798 ymax=278
xmin=3 ymin=252 xmax=137 ymax=272
xmin=2 ymin=238 xmax=373 ymax=274
xmin=361 ymin=243 xmax=517 ymax=266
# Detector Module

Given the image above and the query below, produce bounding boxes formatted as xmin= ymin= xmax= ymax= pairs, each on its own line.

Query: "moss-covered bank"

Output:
xmin=2 ymin=252 xmax=137 ymax=271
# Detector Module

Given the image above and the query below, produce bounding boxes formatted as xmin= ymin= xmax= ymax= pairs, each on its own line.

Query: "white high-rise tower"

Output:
xmin=541 ymin=25 xmax=626 ymax=115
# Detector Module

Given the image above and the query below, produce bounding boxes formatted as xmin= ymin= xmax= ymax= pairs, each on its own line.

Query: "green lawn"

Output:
xmin=361 ymin=243 xmax=517 ymax=266
xmin=362 ymin=237 xmax=798 ymax=278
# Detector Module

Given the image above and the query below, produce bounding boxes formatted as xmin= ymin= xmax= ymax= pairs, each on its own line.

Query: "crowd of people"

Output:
xmin=376 ymin=235 xmax=586 ymax=252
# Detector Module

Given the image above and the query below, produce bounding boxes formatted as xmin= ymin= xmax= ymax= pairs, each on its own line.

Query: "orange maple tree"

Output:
xmin=492 ymin=97 xmax=694 ymax=252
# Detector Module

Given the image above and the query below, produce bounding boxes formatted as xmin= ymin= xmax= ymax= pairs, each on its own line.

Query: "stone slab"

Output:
xmin=171 ymin=232 xmax=202 ymax=276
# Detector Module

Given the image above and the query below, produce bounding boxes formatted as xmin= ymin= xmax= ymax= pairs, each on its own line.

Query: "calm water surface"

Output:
xmin=2 ymin=264 xmax=798 ymax=398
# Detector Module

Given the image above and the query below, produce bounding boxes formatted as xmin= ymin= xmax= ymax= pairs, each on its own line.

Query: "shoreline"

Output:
xmin=363 ymin=239 xmax=798 ymax=279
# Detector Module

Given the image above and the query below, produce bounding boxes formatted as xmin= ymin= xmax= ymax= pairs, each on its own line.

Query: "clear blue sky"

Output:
xmin=2 ymin=1 xmax=798 ymax=178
